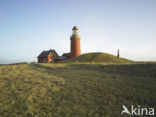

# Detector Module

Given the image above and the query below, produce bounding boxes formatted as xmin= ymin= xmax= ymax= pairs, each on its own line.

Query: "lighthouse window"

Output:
xmin=72 ymin=30 xmax=78 ymax=35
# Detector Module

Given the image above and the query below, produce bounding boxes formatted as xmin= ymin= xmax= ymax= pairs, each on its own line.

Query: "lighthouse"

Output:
xmin=70 ymin=26 xmax=81 ymax=58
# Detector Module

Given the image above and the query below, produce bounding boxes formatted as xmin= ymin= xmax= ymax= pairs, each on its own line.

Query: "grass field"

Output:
xmin=0 ymin=63 xmax=156 ymax=117
xmin=62 ymin=52 xmax=133 ymax=63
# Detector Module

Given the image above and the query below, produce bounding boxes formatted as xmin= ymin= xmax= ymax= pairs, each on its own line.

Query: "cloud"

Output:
xmin=16 ymin=34 xmax=25 ymax=40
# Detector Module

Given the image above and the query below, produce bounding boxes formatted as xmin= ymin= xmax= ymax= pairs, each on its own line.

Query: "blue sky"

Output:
xmin=0 ymin=0 xmax=156 ymax=63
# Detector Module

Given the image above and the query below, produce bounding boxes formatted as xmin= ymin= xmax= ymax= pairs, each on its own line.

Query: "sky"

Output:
xmin=0 ymin=0 xmax=156 ymax=63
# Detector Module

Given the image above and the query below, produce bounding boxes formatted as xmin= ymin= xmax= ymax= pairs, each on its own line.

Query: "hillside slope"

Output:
xmin=0 ymin=63 xmax=156 ymax=116
xmin=62 ymin=52 xmax=133 ymax=63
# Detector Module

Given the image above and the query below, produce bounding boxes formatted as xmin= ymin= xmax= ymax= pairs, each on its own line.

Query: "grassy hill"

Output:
xmin=62 ymin=52 xmax=133 ymax=63
xmin=0 ymin=63 xmax=156 ymax=116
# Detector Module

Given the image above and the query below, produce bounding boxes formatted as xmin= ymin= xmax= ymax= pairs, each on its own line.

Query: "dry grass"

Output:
xmin=0 ymin=63 xmax=156 ymax=117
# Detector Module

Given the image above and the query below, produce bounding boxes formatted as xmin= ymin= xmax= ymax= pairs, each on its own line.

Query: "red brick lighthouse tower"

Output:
xmin=70 ymin=26 xmax=81 ymax=58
